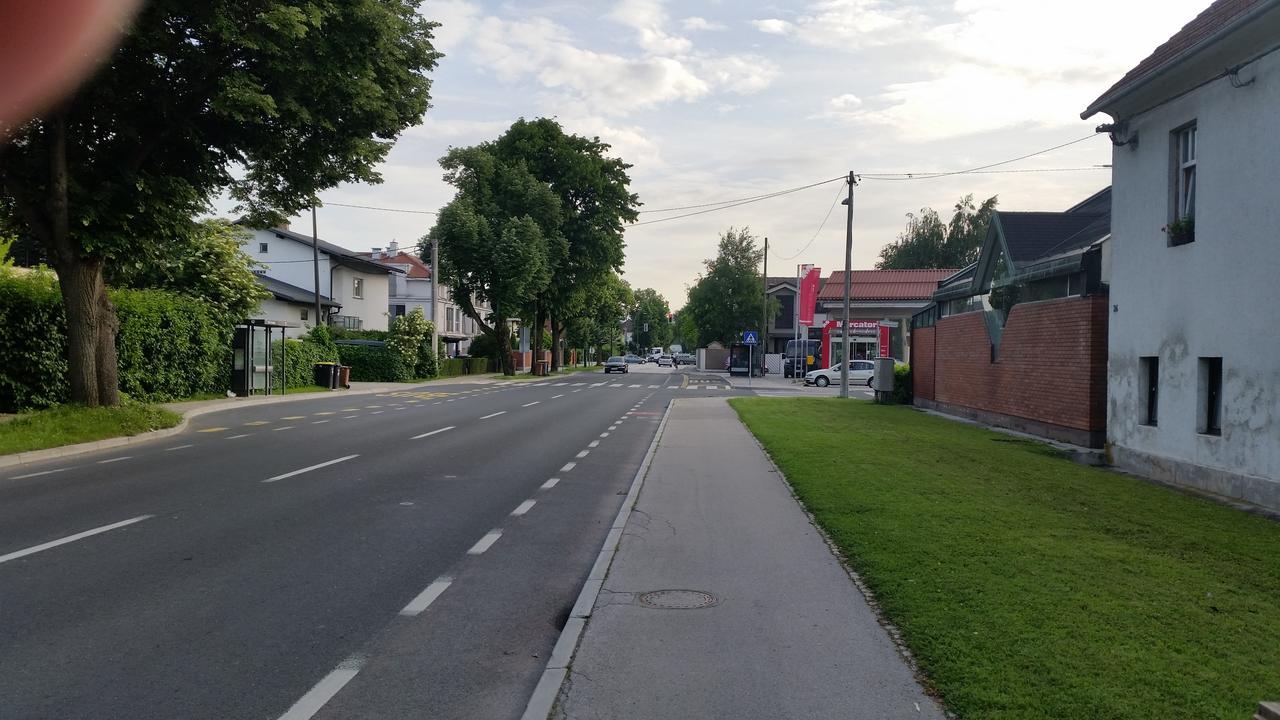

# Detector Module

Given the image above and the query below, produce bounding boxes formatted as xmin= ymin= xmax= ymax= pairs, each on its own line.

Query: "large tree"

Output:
xmin=565 ymin=272 xmax=631 ymax=363
xmin=426 ymin=146 xmax=562 ymax=375
xmin=877 ymin=194 xmax=998 ymax=270
xmin=685 ymin=227 xmax=769 ymax=346
xmin=631 ymin=288 xmax=672 ymax=351
xmin=0 ymin=1 xmax=439 ymax=405
xmin=490 ymin=119 xmax=639 ymax=370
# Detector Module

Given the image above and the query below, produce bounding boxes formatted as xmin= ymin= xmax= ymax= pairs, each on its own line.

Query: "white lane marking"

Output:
xmin=311 ymin=420 xmax=330 ymax=425
xmin=551 ymin=394 xmax=565 ymax=399
xmin=523 ymin=401 xmax=541 ymax=407
xmin=0 ymin=515 xmax=153 ymax=565
xmin=599 ymin=432 xmax=610 ymax=438
xmin=97 ymin=456 xmax=131 ymax=464
xmin=262 ymin=455 xmax=359 ymax=483
xmin=591 ymin=382 xmax=605 ymax=387
xmin=277 ymin=656 xmax=366 ymax=720
xmin=541 ymin=478 xmax=560 ymax=490
xmin=480 ymin=411 xmax=507 ymax=420
xmin=560 ymin=462 xmax=577 ymax=472
xmin=588 ymin=440 xmax=600 ymax=448
xmin=10 ymin=467 xmax=73 ymax=480
xmin=370 ymin=410 xmax=384 ymax=415
xmin=511 ymin=500 xmax=537 ymax=516
xmin=412 ymin=426 xmax=456 ymax=440
xmin=575 ymin=450 xmax=590 ymax=458
xmin=553 ymin=383 xmax=568 ymax=386
xmin=227 ymin=434 xmax=251 ymax=440
xmin=572 ymin=383 xmax=585 ymax=386
xmin=163 ymin=444 xmax=194 ymax=452
xmin=629 ymin=384 xmax=641 ymax=388
xmin=446 ymin=399 xmax=455 ymax=403
xmin=608 ymin=426 xmax=618 ymax=431
xmin=342 ymin=415 xmax=359 ymax=419
xmin=273 ymin=426 xmax=296 ymax=431
xmin=467 ymin=530 xmax=503 ymax=555
xmin=610 ymin=384 xmax=622 ymax=387
xmin=400 ymin=576 xmax=453 ymax=616
xmin=648 ymin=385 xmax=659 ymax=389
xmin=572 ymin=389 xmax=582 ymax=393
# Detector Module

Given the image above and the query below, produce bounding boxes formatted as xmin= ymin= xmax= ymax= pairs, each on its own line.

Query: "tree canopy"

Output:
xmin=0 ymin=0 xmax=440 ymax=405
xmin=877 ymin=194 xmax=998 ymax=270
xmin=630 ymin=288 xmax=672 ymax=351
xmin=685 ymin=227 xmax=768 ymax=346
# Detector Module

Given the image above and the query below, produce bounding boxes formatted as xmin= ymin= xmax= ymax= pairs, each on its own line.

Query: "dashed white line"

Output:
xmin=163 ymin=444 xmax=194 ymax=452
xmin=480 ymin=411 xmax=507 ymax=420
xmin=560 ymin=461 xmax=577 ymax=472
xmin=648 ymin=385 xmax=659 ymax=389
xmin=9 ymin=467 xmax=73 ymax=480
xmin=342 ymin=415 xmax=359 ymax=419
xmin=553 ymin=383 xmax=568 ymax=387
xmin=629 ymin=384 xmax=641 ymax=388
xmin=97 ymin=456 xmax=131 ymax=464
xmin=541 ymin=478 xmax=560 ymax=490
xmin=412 ymin=426 xmax=455 ymax=440
xmin=0 ymin=515 xmax=153 ymax=565
xmin=572 ymin=389 xmax=582 ymax=393
xmin=599 ymin=432 xmax=610 ymax=438
xmin=312 ymin=420 xmax=330 ymax=425
xmin=467 ymin=530 xmax=503 ymax=555
xmin=588 ymin=440 xmax=600 ymax=448
xmin=274 ymin=426 xmax=295 ymax=431
xmin=551 ymin=394 xmax=565 ymax=399
xmin=608 ymin=425 xmax=618 ymax=431
xmin=523 ymin=401 xmax=541 ymax=407
xmin=226 ymin=434 xmax=250 ymax=440
xmin=277 ymin=656 xmax=366 ymax=720
xmin=262 ymin=455 xmax=359 ymax=483
xmin=370 ymin=410 xmax=384 ymax=415
xmin=511 ymin=500 xmax=537 ymax=516
xmin=400 ymin=576 xmax=453 ymax=616
xmin=575 ymin=450 xmax=590 ymax=458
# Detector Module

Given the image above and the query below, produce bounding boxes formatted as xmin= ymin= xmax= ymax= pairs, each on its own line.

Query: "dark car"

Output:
xmin=623 ymin=354 xmax=644 ymax=364
xmin=604 ymin=356 xmax=629 ymax=373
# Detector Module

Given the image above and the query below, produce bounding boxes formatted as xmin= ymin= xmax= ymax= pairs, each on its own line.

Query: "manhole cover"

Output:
xmin=638 ymin=589 xmax=719 ymax=610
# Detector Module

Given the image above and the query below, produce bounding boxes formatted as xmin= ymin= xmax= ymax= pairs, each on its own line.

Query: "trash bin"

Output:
xmin=313 ymin=362 xmax=338 ymax=389
xmin=536 ymin=360 xmax=550 ymax=376
xmin=338 ymin=365 xmax=351 ymax=389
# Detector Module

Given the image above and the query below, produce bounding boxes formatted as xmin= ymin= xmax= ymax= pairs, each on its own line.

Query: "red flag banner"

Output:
xmin=798 ymin=267 xmax=821 ymax=326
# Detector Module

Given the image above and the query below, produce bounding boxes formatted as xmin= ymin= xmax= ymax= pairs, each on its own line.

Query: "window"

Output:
xmin=1169 ymin=123 xmax=1196 ymax=245
xmin=446 ymin=307 xmax=455 ymax=332
xmin=776 ymin=295 xmax=794 ymax=329
xmin=1198 ymin=357 xmax=1223 ymax=436
xmin=1139 ymin=356 xmax=1159 ymax=426
xmin=300 ymin=308 xmax=308 ymax=321
xmin=258 ymin=242 xmax=269 ymax=253
xmin=393 ymin=304 xmax=406 ymax=317
xmin=352 ymin=277 xmax=364 ymax=299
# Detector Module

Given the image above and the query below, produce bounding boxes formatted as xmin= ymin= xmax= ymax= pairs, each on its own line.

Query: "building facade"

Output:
xmin=817 ymin=269 xmax=956 ymax=364
xmin=1082 ymin=0 xmax=1280 ymax=508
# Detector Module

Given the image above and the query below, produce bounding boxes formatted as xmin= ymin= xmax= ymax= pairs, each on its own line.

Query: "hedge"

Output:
xmin=438 ymin=357 xmax=466 ymax=378
xmin=0 ymin=269 xmax=233 ymax=411
xmin=272 ymin=337 xmax=339 ymax=390
xmin=467 ymin=357 xmax=489 ymax=374
xmin=336 ymin=342 xmax=412 ymax=382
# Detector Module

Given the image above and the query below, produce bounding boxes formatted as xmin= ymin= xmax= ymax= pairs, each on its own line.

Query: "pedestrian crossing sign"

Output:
xmin=742 ymin=331 xmax=759 ymax=345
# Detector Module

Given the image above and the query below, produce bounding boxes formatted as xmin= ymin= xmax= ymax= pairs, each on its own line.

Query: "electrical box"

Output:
xmin=872 ymin=357 xmax=896 ymax=394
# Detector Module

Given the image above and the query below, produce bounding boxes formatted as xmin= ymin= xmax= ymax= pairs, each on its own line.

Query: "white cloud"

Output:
xmin=695 ymin=54 xmax=779 ymax=94
xmin=752 ymin=18 xmax=793 ymax=35
xmin=681 ymin=16 xmax=725 ymax=32
xmin=423 ymin=0 xmax=482 ymax=55
xmin=752 ymin=1 xmax=930 ymax=47
xmin=609 ymin=0 xmax=693 ymax=54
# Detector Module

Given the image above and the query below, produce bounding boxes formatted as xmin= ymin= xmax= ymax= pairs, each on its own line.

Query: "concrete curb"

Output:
xmin=519 ymin=398 xmax=676 ymax=720
xmin=0 ymin=383 xmax=438 ymax=471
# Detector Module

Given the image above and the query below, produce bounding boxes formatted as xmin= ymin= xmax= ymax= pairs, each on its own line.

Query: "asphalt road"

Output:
xmin=0 ymin=364 xmax=744 ymax=720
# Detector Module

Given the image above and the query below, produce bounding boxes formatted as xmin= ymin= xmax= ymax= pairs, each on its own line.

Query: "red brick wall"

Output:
xmin=928 ymin=295 xmax=1108 ymax=433
xmin=911 ymin=326 xmax=936 ymax=400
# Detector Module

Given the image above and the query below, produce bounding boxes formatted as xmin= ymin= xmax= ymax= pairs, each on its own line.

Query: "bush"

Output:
xmin=438 ymin=357 xmax=466 ymax=377
xmin=467 ymin=357 xmax=489 ymax=374
xmin=892 ymin=363 xmax=912 ymax=404
xmin=337 ymin=342 xmax=412 ymax=382
xmin=272 ymin=336 xmax=338 ymax=390
xmin=415 ymin=341 xmax=437 ymax=379
xmin=467 ymin=332 xmax=500 ymax=363
xmin=330 ymin=327 xmax=389 ymax=341
xmin=0 ymin=269 xmax=68 ymax=411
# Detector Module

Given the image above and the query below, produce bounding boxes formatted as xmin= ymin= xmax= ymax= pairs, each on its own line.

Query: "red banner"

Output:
xmin=798 ymin=267 xmax=821 ymax=326
xmin=878 ymin=323 xmax=891 ymax=357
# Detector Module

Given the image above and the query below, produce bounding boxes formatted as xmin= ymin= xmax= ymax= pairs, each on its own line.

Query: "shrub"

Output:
xmin=337 ymin=342 xmax=412 ymax=382
xmin=415 ymin=341 xmax=437 ymax=379
xmin=329 ymin=327 xmax=389 ymax=341
xmin=467 ymin=332 xmax=500 ymax=363
xmin=114 ymin=288 xmax=230 ymax=402
xmin=387 ymin=308 xmax=432 ymax=373
xmin=892 ymin=363 xmax=912 ymax=404
xmin=467 ymin=357 xmax=489 ymax=374
xmin=273 ymin=336 xmax=339 ymax=390
xmin=439 ymin=357 xmax=466 ymax=377
xmin=0 ymin=269 xmax=68 ymax=410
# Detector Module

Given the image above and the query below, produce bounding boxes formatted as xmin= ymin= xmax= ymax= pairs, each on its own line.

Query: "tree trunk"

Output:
xmin=550 ymin=316 xmax=563 ymax=371
xmin=531 ymin=303 xmax=546 ymax=375
xmin=496 ymin=321 xmax=514 ymax=375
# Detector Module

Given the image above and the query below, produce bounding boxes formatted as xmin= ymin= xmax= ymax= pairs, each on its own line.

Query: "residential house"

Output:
xmin=764 ymin=275 xmax=827 ymax=354
xmin=816 ymin=269 xmax=956 ymax=365
xmin=911 ymin=188 xmax=1112 ymax=448
xmin=239 ymin=225 xmax=402 ymax=332
xmin=1082 ymin=0 xmax=1280 ymax=508
xmin=248 ymin=274 xmax=339 ymax=338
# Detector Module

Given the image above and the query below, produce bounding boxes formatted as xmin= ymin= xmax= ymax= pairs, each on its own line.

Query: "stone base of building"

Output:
xmin=915 ymin=397 xmax=1105 ymax=449
xmin=1110 ymin=445 xmax=1280 ymax=514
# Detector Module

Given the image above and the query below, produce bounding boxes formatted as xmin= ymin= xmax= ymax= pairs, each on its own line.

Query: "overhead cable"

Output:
xmin=771 ymin=183 xmax=847 ymax=261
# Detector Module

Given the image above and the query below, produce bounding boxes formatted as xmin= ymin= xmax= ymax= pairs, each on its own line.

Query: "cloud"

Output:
xmin=751 ymin=1 xmax=931 ymax=47
xmin=681 ymin=16 xmax=725 ymax=32
xmin=609 ymin=0 xmax=693 ymax=54
xmin=752 ymin=18 xmax=793 ymax=35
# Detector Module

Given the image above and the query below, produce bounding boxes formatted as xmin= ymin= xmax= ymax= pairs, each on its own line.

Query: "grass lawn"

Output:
xmin=730 ymin=397 xmax=1280 ymax=720
xmin=0 ymin=404 xmax=182 ymax=456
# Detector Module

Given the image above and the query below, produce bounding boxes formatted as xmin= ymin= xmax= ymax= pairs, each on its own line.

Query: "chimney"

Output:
xmin=387 ymin=239 xmax=400 ymax=254
xmin=371 ymin=247 xmax=382 ymax=259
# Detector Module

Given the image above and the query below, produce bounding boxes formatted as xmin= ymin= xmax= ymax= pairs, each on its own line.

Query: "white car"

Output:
xmin=805 ymin=360 xmax=875 ymax=387
xmin=656 ymin=354 xmax=674 ymax=367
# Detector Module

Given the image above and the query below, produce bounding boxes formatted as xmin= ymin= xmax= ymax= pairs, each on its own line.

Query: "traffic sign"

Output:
xmin=742 ymin=330 xmax=759 ymax=345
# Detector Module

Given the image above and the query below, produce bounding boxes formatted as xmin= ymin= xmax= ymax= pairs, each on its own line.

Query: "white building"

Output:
xmin=240 ymin=225 xmax=401 ymax=332
xmin=248 ymin=274 xmax=338 ymax=338
xmin=1082 ymin=0 xmax=1280 ymax=510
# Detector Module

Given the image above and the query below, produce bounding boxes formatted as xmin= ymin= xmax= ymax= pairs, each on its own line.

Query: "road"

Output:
xmin=0 ymin=363 xmax=752 ymax=720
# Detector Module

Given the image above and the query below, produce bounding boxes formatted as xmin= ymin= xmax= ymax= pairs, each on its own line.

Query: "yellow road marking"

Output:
xmin=198 ymin=427 xmax=228 ymax=433
xmin=244 ymin=421 xmax=269 ymax=426
xmin=281 ymin=416 xmax=306 ymax=420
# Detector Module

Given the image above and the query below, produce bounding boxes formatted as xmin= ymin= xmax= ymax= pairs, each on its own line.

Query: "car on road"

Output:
xmin=656 ymin=354 xmax=674 ymax=367
xmin=675 ymin=352 xmax=695 ymax=366
xmin=604 ymin=356 xmax=629 ymax=373
xmin=623 ymin=354 xmax=644 ymax=364
xmin=805 ymin=360 xmax=875 ymax=387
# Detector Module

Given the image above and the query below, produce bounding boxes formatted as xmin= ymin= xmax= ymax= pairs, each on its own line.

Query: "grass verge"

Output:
xmin=729 ymin=397 xmax=1280 ymax=720
xmin=0 ymin=404 xmax=182 ymax=456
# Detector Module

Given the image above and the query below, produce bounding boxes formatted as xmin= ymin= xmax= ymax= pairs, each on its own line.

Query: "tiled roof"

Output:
xmin=356 ymin=250 xmax=431 ymax=279
xmin=245 ymin=223 xmax=404 ymax=276
xmin=818 ymin=269 xmax=958 ymax=301
xmin=1083 ymin=0 xmax=1271 ymax=117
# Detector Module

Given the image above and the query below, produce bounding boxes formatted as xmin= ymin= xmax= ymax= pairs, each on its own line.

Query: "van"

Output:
xmin=784 ymin=339 xmax=822 ymax=378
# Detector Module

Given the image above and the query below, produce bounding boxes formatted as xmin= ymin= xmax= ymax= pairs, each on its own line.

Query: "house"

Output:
xmin=248 ymin=274 xmax=339 ymax=338
xmin=764 ymin=275 xmax=826 ymax=354
xmin=1082 ymin=0 xmax=1280 ymax=508
xmin=911 ymin=188 xmax=1112 ymax=448
xmin=816 ymin=269 xmax=956 ymax=364
xmin=239 ymin=224 xmax=402 ymax=332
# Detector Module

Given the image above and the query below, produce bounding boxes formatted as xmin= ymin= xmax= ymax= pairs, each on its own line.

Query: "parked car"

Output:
xmin=675 ymin=352 xmax=695 ymax=366
xmin=805 ymin=360 xmax=875 ymax=387
xmin=623 ymin=354 xmax=644 ymax=364
xmin=604 ymin=356 xmax=629 ymax=373
xmin=656 ymin=354 xmax=674 ymax=367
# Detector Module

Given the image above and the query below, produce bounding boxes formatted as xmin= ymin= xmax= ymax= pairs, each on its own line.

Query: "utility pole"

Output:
xmin=430 ymin=236 xmax=439 ymax=362
xmin=761 ymin=236 xmax=768 ymax=365
xmin=840 ymin=171 xmax=855 ymax=399
xmin=311 ymin=205 xmax=322 ymax=329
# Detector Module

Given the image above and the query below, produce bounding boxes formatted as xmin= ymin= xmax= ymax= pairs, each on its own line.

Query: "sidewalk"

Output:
xmin=547 ymin=398 xmax=944 ymax=719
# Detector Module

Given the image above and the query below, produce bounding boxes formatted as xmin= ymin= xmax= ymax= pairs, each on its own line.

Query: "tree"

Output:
xmin=566 ymin=272 xmax=631 ymax=363
xmin=631 ymin=288 xmax=672 ymax=350
xmin=672 ymin=310 xmax=699 ymax=350
xmin=877 ymin=194 xmax=998 ymax=270
xmin=427 ymin=146 xmax=561 ymax=375
xmin=106 ymin=219 xmax=267 ymax=326
xmin=489 ymin=119 xmax=639 ymax=370
xmin=0 ymin=1 xmax=440 ymax=405
xmin=685 ymin=227 xmax=770 ymax=346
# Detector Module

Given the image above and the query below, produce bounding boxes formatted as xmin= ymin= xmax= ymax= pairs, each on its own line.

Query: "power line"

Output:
xmin=323 ymin=201 xmax=438 ymax=215
xmin=630 ymin=176 xmax=845 ymax=227
xmin=857 ymin=133 xmax=1102 ymax=180
xmin=772 ymin=182 xmax=846 ymax=261
xmin=637 ymin=176 xmax=846 ymax=214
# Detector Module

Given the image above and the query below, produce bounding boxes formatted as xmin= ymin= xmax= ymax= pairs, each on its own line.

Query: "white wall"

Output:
xmin=243 ymin=229 xmax=332 ymax=298
xmin=1106 ymin=49 xmax=1280 ymax=505
xmin=248 ymin=297 xmax=311 ymax=339
xmin=331 ymin=266 xmax=390 ymax=332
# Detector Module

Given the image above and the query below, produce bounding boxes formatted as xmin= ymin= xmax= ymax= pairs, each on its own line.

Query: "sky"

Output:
xmin=260 ymin=0 xmax=1209 ymax=310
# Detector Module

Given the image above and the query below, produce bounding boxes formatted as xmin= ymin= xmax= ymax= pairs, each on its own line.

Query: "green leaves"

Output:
xmin=878 ymin=194 xmax=998 ymax=270
xmin=686 ymin=227 xmax=768 ymax=345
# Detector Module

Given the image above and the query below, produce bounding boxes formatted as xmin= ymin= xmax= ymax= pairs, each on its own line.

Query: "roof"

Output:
xmin=245 ymin=223 xmax=405 ymax=276
xmin=356 ymin=250 xmax=431 ymax=279
xmin=254 ymin=273 xmax=339 ymax=308
xmin=1083 ymin=0 xmax=1277 ymax=118
xmin=818 ymin=269 xmax=958 ymax=302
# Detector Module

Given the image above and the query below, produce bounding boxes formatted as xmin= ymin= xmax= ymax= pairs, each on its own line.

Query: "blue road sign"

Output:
xmin=742 ymin=330 xmax=759 ymax=345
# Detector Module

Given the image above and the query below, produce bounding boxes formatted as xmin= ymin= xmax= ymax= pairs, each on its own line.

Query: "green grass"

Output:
xmin=729 ymin=397 xmax=1280 ymax=720
xmin=0 ymin=404 xmax=182 ymax=456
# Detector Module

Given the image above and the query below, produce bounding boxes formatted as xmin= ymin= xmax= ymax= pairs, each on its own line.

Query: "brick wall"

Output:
xmin=911 ymin=326 xmax=935 ymax=400
xmin=924 ymin=295 xmax=1108 ymax=438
